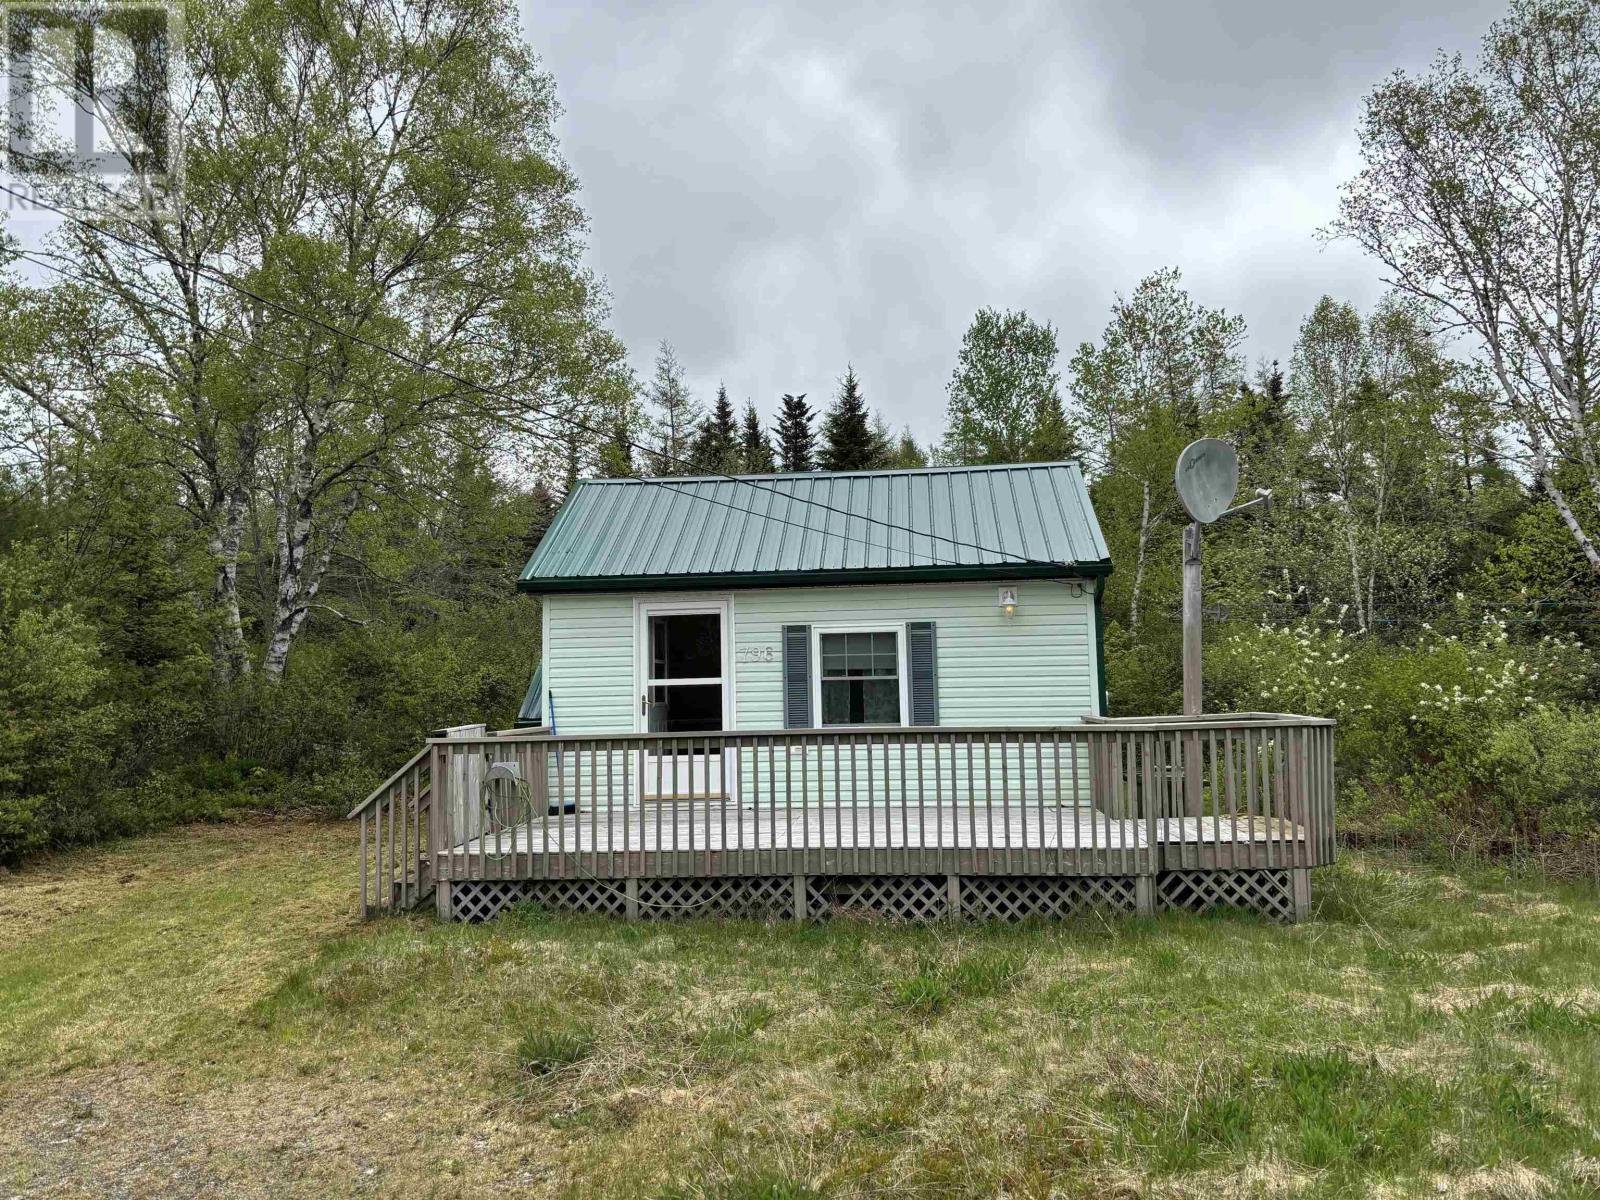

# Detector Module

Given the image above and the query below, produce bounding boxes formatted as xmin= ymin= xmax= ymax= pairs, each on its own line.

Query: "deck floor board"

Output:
xmin=453 ymin=804 xmax=1302 ymax=857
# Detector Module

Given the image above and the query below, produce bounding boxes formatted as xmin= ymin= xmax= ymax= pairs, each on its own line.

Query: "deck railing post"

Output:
xmin=1135 ymin=873 xmax=1155 ymax=917
xmin=427 ymin=742 xmax=450 ymax=918
xmin=427 ymin=742 xmax=443 ymax=898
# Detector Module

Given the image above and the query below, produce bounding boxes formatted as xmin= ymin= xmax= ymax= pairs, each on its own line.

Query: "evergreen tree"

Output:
xmin=689 ymin=384 xmax=740 ymax=475
xmin=884 ymin=428 xmax=929 ymax=469
xmin=775 ymin=393 xmax=816 ymax=473
xmin=869 ymin=414 xmax=896 ymax=467
xmin=819 ymin=366 xmax=881 ymax=471
xmin=597 ymin=417 xmax=635 ymax=478
xmin=646 ymin=342 xmax=701 ymax=474
xmin=740 ymin=401 xmax=776 ymax=473
xmin=521 ymin=480 xmax=562 ymax=558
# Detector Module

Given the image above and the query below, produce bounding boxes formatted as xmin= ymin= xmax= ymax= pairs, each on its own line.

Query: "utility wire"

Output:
xmin=9 ymin=243 xmax=1053 ymax=575
xmin=0 ymin=181 xmax=1088 ymax=578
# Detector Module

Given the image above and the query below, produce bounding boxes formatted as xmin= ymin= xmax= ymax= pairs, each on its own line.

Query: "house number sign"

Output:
xmin=735 ymin=645 xmax=776 ymax=664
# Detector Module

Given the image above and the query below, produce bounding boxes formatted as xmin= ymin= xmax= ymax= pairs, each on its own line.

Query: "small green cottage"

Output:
xmin=514 ymin=463 xmax=1113 ymax=751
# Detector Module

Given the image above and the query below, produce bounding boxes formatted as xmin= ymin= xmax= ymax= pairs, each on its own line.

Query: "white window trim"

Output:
xmin=811 ymin=621 xmax=910 ymax=729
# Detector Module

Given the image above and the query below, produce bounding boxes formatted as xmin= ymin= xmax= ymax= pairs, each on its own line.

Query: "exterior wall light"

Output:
xmin=998 ymin=585 xmax=1018 ymax=616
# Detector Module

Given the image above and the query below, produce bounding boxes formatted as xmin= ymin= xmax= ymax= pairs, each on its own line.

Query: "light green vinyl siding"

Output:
xmin=543 ymin=593 xmax=635 ymax=734
xmin=537 ymin=582 xmax=1098 ymax=805
xmin=732 ymin=581 xmax=1097 ymax=729
xmin=541 ymin=581 xmax=1098 ymax=736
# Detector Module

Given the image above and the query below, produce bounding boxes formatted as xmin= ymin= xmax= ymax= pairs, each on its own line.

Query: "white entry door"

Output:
xmin=637 ymin=601 xmax=729 ymax=799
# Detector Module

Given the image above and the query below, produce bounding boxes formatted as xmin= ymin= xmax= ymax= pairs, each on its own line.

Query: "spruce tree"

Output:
xmin=646 ymin=341 xmax=701 ymax=474
xmin=819 ymin=366 xmax=880 ymax=471
xmin=740 ymin=401 xmax=776 ymax=473
xmin=885 ymin=428 xmax=929 ymax=469
xmin=523 ymin=479 xmax=561 ymax=556
xmin=775 ymin=393 xmax=816 ymax=473
xmin=597 ymin=417 xmax=635 ymax=477
xmin=689 ymin=384 xmax=740 ymax=474
xmin=869 ymin=414 xmax=896 ymax=467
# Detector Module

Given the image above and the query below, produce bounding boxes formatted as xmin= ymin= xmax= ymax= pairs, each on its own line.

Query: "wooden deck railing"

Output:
xmin=348 ymin=745 xmax=433 ymax=917
xmin=355 ymin=714 xmax=1333 ymax=909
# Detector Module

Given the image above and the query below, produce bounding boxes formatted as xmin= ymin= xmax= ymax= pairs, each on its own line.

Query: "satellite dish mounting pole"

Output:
xmin=1182 ymin=521 xmax=1203 ymax=717
xmin=1173 ymin=437 xmax=1272 ymax=720
xmin=1173 ymin=437 xmax=1240 ymax=721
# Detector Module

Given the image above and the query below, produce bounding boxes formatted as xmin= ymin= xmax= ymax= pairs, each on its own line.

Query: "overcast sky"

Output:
xmin=522 ymin=0 xmax=1508 ymax=443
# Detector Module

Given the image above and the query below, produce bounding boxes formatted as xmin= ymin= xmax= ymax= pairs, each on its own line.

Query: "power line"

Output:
xmin=9 ymin=243 xmax=1051 ymax=575
xmin=0 ymin=181 xmax=1087 ymax=579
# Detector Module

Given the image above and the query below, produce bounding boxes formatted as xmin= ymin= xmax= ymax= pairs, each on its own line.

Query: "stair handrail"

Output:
xmin=347 ymin=744 xmax=432 ymax=820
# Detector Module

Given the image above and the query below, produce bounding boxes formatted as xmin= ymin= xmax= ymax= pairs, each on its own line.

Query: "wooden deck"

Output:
xmin=352 ymin=715 xmax=1337 ymax=922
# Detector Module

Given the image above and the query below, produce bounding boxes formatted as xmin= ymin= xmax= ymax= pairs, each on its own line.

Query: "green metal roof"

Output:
xmin=518 ymin=463 xmax=1111 ymax=594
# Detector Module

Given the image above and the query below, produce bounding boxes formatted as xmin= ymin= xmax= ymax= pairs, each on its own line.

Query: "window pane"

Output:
xmin=647 ymin=683 xmax=722 ymax=732
xmin=845 ymin=632 xmax=870 ymax=674
xmin=821 ymin=679 xmax=852 ymax=725
xmin=820 ymin=633 xmax=847 ymax=676
xmin=819 ymin=677 xmax=901 ymax=725
xmin=650 ymin=613 xmax=721 ymax=679
xmin=873 ymin=632 xmax=898 ymax=675
xmin=862 ymin=678 xmax=900 ymax=723
xmin=816 ymin=631 xmax=900 ymax=678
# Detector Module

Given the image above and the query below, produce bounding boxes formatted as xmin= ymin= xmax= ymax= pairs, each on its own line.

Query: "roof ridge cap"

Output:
xmin=571 ymin=461 xmax=1086 ymax=486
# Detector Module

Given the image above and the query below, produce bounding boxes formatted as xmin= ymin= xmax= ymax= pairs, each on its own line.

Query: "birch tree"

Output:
xmin=1069 ymin=269 xmax=1245 ymax=627
xmin=943 ymin=307 xmax=1077 ymax=464
xmin=1334 ymin=0 xmax=1600 ymax=575
xmin=1291 ymin=295 xmax=1450 ymax=631
xmin=2 ymin=0 xmax=625 ymax=678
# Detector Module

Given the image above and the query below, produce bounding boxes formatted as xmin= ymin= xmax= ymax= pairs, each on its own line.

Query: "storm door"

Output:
xmin=638 ymin=604 xmax=728 ymax=799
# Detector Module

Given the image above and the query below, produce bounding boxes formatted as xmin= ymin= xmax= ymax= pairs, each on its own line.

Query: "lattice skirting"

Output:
xmin=1158 ymin=869 xmax=1296 ymax=922
xmin=447 ymin=870 xmax=1306 ymax=924
xmin=638 ymin=875 xmax=795 ymax=921
xmin=960 ymin=875 xmax=1138 ymax=921
xmin=809 ymin=874 xmax=951 ymax=922
xmin=447 ymin=876 xmax=793 ymax=923
xmin=449 ymin=878 xmax=628 ymax=923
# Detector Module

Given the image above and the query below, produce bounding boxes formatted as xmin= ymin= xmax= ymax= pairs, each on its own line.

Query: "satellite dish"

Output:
xmin=1175 ymin=438 xmax=1239 ymax=524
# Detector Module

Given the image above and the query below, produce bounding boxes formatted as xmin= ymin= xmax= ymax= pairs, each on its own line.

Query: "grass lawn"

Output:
xmin=0 ymin=820 xmax=1597 ymax=1198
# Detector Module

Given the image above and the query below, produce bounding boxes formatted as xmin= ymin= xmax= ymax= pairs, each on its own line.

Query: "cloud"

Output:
xmin=526 ymin=0 xmax=1512 ymax=443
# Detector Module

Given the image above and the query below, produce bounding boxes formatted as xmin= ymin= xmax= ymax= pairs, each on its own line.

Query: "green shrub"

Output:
xmin=0 ymin=598 xmax=120 ymax=862
xmin=1207 ymin=608 xmax=1600 ymax=848
xmin=1476 ymin=707 xmax=1600 ymax=838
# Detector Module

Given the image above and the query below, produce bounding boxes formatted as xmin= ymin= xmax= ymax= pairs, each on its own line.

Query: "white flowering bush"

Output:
xmin=1208 ymin=611 xmax=1357 ymax=718
xmin=1402 ymin=615 xmax=1589 ymax=737
xmin=1206 ymin=600 xmax=1599 ymax=843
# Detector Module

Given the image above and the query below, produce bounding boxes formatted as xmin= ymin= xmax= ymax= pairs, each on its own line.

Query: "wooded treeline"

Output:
xmin=1 ymin=0 xmax=1597 ymax=863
